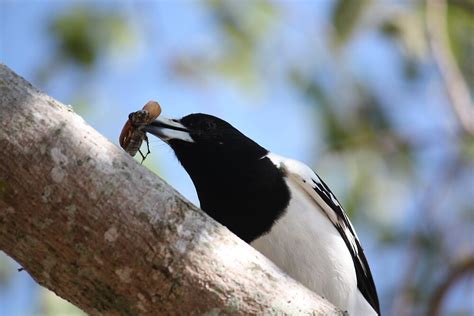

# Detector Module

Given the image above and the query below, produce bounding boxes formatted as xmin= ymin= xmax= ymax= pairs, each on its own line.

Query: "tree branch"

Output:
xmin=426 ymin=0 xmax=474 ymax=135
xmin=427 ymin=256 xmax=474 ymax=316
xmin=0 ymin=64 xmax=342 ymax=315
xmin=449 ymin=0 xmax=474 ymax=14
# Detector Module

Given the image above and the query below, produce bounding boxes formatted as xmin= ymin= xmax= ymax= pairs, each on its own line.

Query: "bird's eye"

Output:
xmin=203 ymin=121 xmax=216 ymax=131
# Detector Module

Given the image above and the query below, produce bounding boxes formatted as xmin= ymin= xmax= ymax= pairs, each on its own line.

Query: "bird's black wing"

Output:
xmin=310 ymin=176 xmax=380 ymax=314
xmin=277 ymin=157 xmax=380 ymax=314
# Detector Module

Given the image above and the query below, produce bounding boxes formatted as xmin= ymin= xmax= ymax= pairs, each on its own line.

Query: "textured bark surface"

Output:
xmin=0 ymin=64 xmax=342 ymax=315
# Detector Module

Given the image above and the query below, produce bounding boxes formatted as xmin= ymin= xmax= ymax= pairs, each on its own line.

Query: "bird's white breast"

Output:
xmin=251 ymin=180 xmax=358 ymax=313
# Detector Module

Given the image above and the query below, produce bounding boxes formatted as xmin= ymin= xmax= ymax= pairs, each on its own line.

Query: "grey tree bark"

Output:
xmin=0 ymin=64 xmax=342 ymax=315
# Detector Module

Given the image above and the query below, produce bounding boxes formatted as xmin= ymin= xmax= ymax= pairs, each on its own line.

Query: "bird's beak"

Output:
xmin=143 ymin=116 xmax=194 ymax=143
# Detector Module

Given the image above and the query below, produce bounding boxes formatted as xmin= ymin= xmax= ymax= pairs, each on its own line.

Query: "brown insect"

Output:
xmin=119 ymin=100 xmax=161 ymax=163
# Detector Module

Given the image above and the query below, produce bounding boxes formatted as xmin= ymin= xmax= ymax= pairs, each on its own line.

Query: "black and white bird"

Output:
xmin=144 ymin=113 xmax=380 ymax=315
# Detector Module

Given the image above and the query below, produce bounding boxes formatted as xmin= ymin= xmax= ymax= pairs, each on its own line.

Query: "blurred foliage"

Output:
xmin=331 ymin=0 xmax=370 ymax=47
xmin=6 ymin=0 xmax=472 ymax=315
xmin=0 ymin=252 xmax=14 ymax=288
xmin=36 ymin=6 xmax=135 ymax=116
xmin=40 ymin=289 xmax=86 ymax=316
xmin=446 ymin=2 xmax=474 ymax=89
xmin=49 ymin=7 xmax=133 ymax=68
xmin=379 ymin=9 xmax=427 ymax=81
xmin=172 ymin=0 xmax=277 ymax=90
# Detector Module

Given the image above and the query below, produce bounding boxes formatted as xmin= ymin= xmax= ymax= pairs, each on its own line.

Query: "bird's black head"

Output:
xmin=144 ymin=113 xmax=268 ymax=164
xmin=144 ymin=113 xmax=289 ymax=242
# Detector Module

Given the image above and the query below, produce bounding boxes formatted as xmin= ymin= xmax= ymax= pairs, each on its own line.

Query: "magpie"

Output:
xmin=144 ymin=113 xmax=380 ymax=315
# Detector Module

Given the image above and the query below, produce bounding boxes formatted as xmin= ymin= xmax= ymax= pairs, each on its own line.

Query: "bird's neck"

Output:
xmin=181 ymin=155 xmax=291 ymax=242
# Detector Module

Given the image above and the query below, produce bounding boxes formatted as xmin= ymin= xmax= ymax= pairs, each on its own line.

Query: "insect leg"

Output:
xmin=138 ymin=135 xmax=151 ymax=164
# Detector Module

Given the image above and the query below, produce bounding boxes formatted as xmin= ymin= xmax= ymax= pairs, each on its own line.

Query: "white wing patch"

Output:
xmin=264 ymin=153 xmax=380 ymax=314
xmin=266 ymin=153 xmax=364 ymax=273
